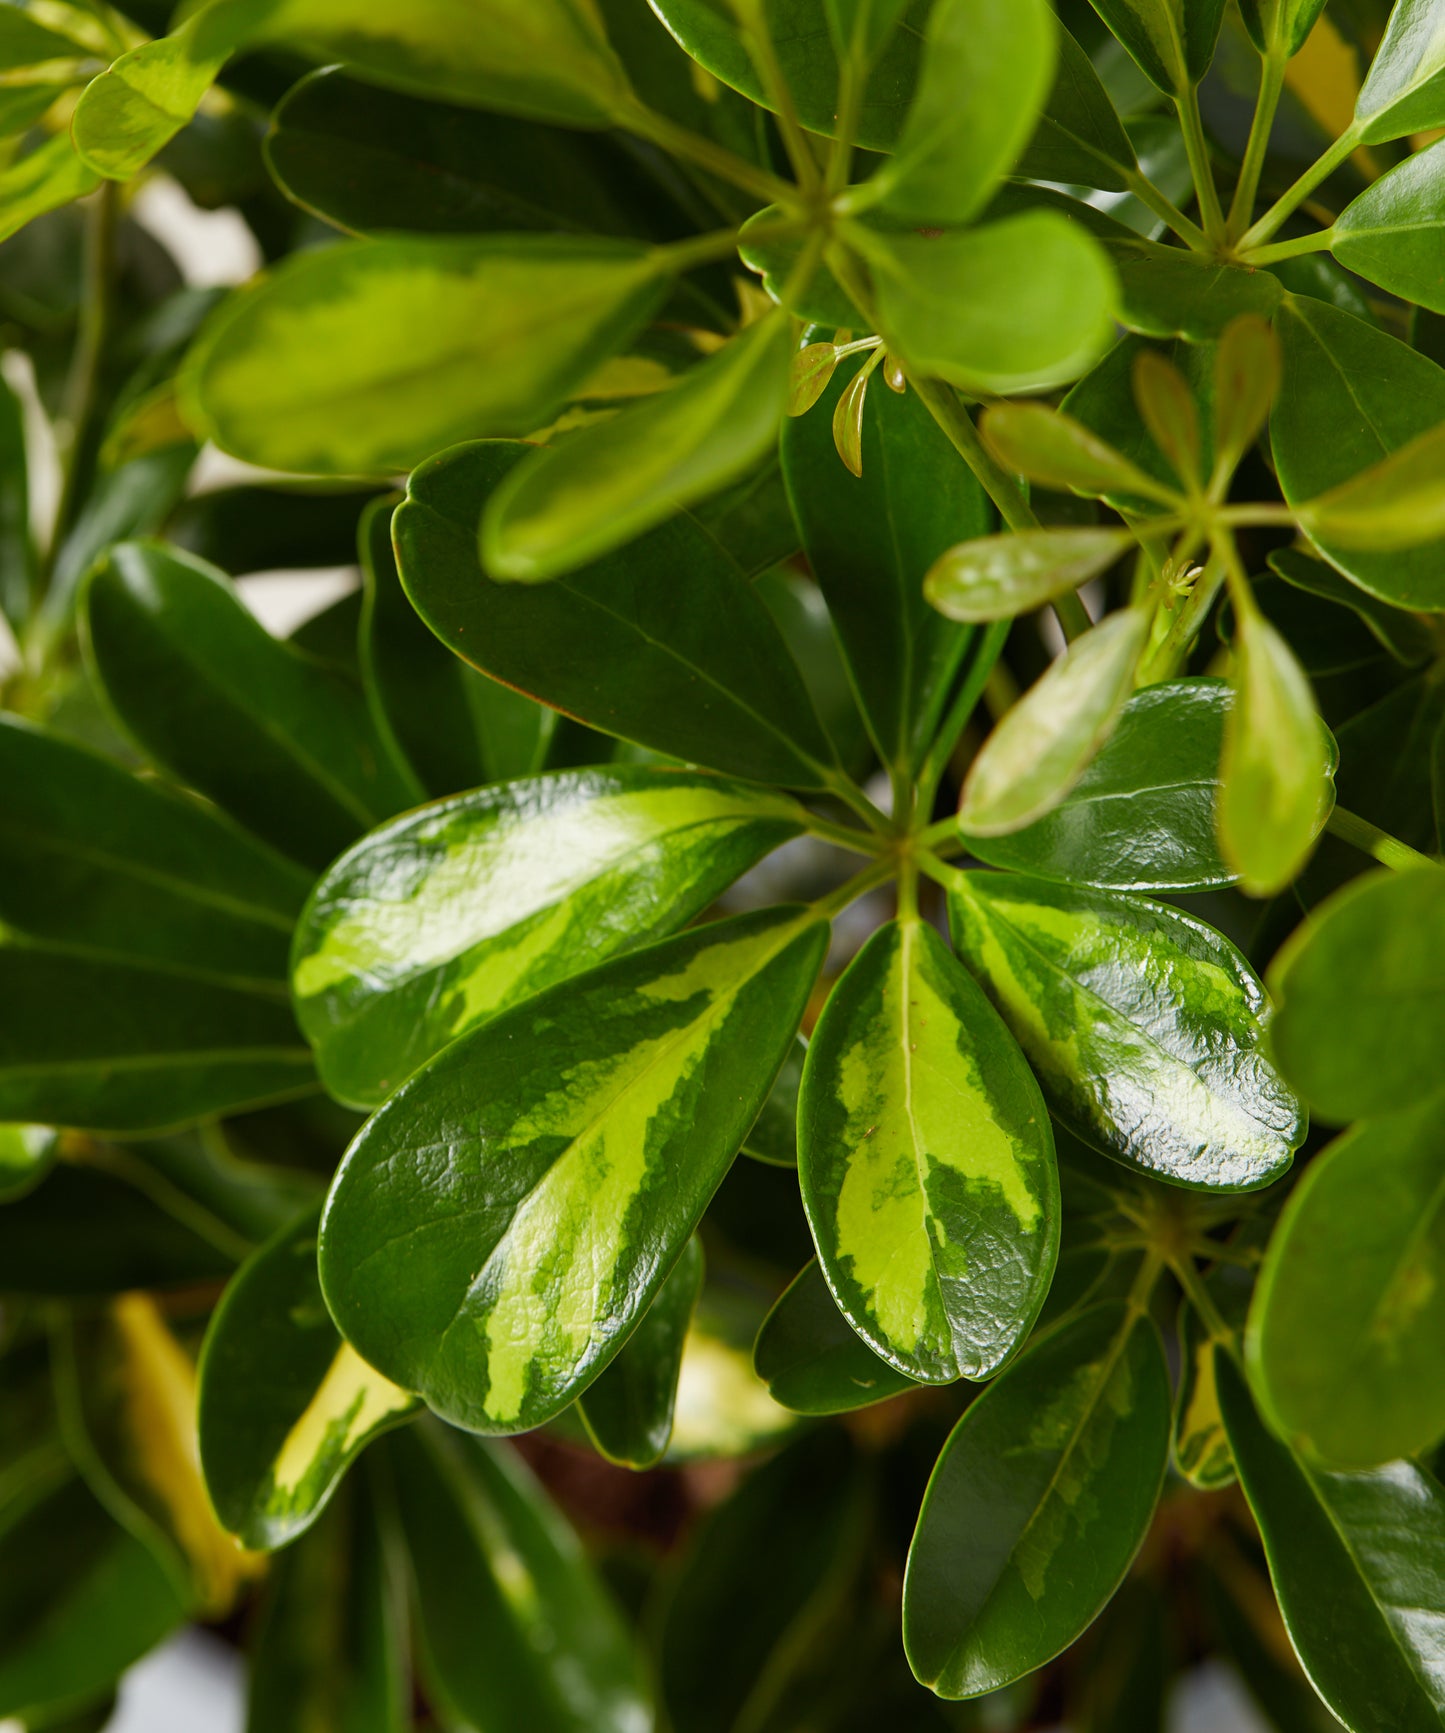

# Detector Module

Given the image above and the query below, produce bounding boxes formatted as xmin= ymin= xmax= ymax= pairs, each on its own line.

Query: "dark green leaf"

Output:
xmin=293 ymin=765 xmax=807 ymax=1108
xmin=578 ymin=1235 xmax=703 ymax=1468
xmin=182 ymin=235 xmax=669 ymax=475
xmin=1272 ymin=294 xmax=1445 ymax=611
xmin=754 ymin=1258 xmax=917 ymax=1414
xmin=482 ymin=312 xmax=792 ymax=581
xmin=965 ymin=679 xmax=1236 ymax=892
xmin=1249 ymin=1100 xmax=1445 ymax=1469
xmin=167 ymin=482 xmax=383 ymax=576
xmin=198 ymin=1207 xmax=418 ymax=1551
xmin=246 ymin=1480 xmax=407 ymax=1733
xmin=1334 ymin=137 xmax=1445 ymax=315
xmin=1086 ymin=0 xmax=1227 ymax=93
xmin=743 ymin=1033 xmax=807 ymax=1166
xmin=319 ymin=907 xmax=826 ymax=1433
xmin=1270 ymin=547 xmax=1436 ymax=666
xmin=1298 ymin=421 xmax=1445 ymax=552
xmin=948 ymin=872 xmax=1304 ymax=1190
xmin=1217 ymin=1345 xmax=1445 ymax=1733
xmin=84 ymin=541 xmax=411 ymax=870
xmin=692 ymin=453 xmax=803 ymax=579
xmin=800 ymin=917 xmax=1059 ymax=1383
xmin=395 ymin=440 xmax=842 ymax=788
xmin=903 ymin=1301 xmax=1171 ymax=1697
xmin=1268 ymin=864 xmax=1445 ymax=1122
xmin=782 ymin=354 xmax=986 ymax=774
xmin=1016 ymin=22 xmax=1138 ymax=193
xmin=1239 ymin=0 xmax=1329 ymax=56
xmin=1110 ymin=245 xmax=1284 ymax=342
xmin=1355 ymin=0 xmax=1445 ymax=143
xmin=0 ymin=367 xmax=33 ymax=630
xmin=391 ymin=1424 xmax=651 ymax=1733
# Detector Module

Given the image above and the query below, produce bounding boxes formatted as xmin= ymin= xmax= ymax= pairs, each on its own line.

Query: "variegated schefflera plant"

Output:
xmin=4 ymin=0 xmax=1445 ymax=1728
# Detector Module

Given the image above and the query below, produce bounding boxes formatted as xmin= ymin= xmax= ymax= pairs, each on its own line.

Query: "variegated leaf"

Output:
xmin=292 ymin=767 xmax=807 ymax=1109
xmin=947 ymin=873 xmax=1304 ymax=1191
xmin=319 ymin=907 xmax=827 ymax=1434
xmin=799 ymin=918 xmax=1059 ymax=1383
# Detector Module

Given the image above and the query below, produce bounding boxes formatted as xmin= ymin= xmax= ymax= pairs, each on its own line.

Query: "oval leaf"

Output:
xmin=981 ymin=403 xmax=1175 ymax=503
xmin=1356 ymin=0 xmax=1445 ymax=143
xmin=1087 ymin=0 xmax=1227 ymax=94
xmin=319 ymin=907 xmax=827 ymax=1433
xmin=903 ymin=1301 xmax=1171 ymax=1698
xmin=948 ymin=871 xmax=1305 ymax=1190
xmin=799 ymin=917 xmax=1059 ymax=1383
xmin=753 ymin=1259 xmax=917 ymax=1415
xmin=927 ymin=529 xmax=1136 ymax=625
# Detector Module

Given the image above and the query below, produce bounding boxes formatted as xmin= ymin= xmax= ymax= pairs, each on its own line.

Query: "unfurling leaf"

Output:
xmin=788 ymin=342 xmax=844 ymax=416
xmin=831 ymin=350 xmax=880 ymax=477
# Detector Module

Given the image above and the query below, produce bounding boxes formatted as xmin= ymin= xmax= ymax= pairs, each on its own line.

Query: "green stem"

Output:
xmin=1325 ymin=806 xmax=1434 ymax=872
xmin=804 ymin=813 xmax=888 ymax=856
xmin=1228 ymin=46 xmax=1289 ymax=240
xmin=1169 ymin=1254 xmax=1235 ymax=1345
xmin=811 ymin=857 xmax=896 ymax=920
xmin=1123 ymin=169 xmax=1210 ymax=252
xmin=1239 ymin=123 xmax=1362 ymax=251
xmin=1243 ymin=227 xmax=1335 ymax=266
xmin=736 ymin=1 xmax=822 ymax=194
xmin=825 ymin=42 xmax=865 ymax=197
xmin=1176 ymin=87 xmax=1227 ymax=243
xmin=619 ymin=100 xmax=796 ymax=207
xmin=1127 ymin=1247 xmax=1166 ymax=1317
xmin=913 ymin=619 xmax=1011 ymax=813
xmin=822 ymin=766 xmax=892 ymax=834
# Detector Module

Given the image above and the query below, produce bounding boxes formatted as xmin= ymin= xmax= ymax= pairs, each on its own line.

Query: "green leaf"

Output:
xmin=1217 ymin=597 xmax=1335 ymax=897
xmin=1270 ymin=547 xmax=1436 ymax=667
xmin=0 ymin=1124 xmax=55 ymax=1204
xmin=293 ymin=765 xmax=808 ymax=1108
xmin=1085 ymin=0 xmax=1227 ymax=94
xmin=1355 ymin=0 xmax=1445 ymax=143
xmin=1273 ymin=294 xmax=1445 ymax=611
xmin=0 ymin=1160 xmax=236 ymax=1296
xmin=868 ymin=212 xmax=1117 ymax=396
xmin=395 ymin=441 xmax=842 ymax=787
xmin=83 ymin=541 xmax=411 ymax=870
xmin=927 ymin=529 xmax=1136 ymax=625
xmin=319 ymin=907 xmax=826 ymax=1433
xmin=391 ymin=1424 xmax=651 ymax=1733
xmin=738 ymin=210 xmax=861 ymax=325
xmin=0 ymin=135 xmax=99 ymax=246
xmin=1015 ymin=22 xmax=1138 ymax=193
xmin=965 ymin=680 xmax=1236 ymax=893
xmin=800 ymin=917 xmax=1059 ymax=1384
xmin=1298 ymin=420 xmax=1445 ymax=552
xmin=1109 ymin=245 xmax=1285 ymax=342
xmin=181 ymin=235 xmax=668 ymax=476
xmin=948 ymin=872 xmax=1304 ymax=1190
xmin=481 ymin=312 xmax=792 ymax=581
xmin=647 ymin=0 xmax=924 ymax=149
xmin=577 ymin=1234 xmax=703 ymax=1468
xmin=1217 ymin=1346 xmax=1445 ymax=1733
xmin=1131 ymin=348 xmax=1202 ymax=486
xmin=876 ymin=0 xmax=1055 ymax=226
xmin=903 ymin=1301 xmax=1171 ymax=1698
xmin=168 ymin=482 xmax=383 ymax=577
xmin=959 ymin=610 xmax=1150 ymax=836
xmin=753 ymin=1259 xmax=917 ymax=1414
xmin=0 ymin=947 xmax=313 ymax=1135
xmin=1249 ymin=1101 xmax=1445 ymax=1470
xmin=0 ymin=1472 xmax=186 ymax=1722
xmin=1174 ymin=1304 xmax=1234 ymax=1490
xmin=0 ymin=369 xmax=33 ymax=631
xmin=981 ymin=403 xmax=1176 ymax=503
xmin=246 ymin=1481 xmax=407 ymax=1733
xmin=742 ymin=1033 xmax=806 ymax=1165
xmin=825 ymin=0 xmax=911 ymax=59
xmin=198 ymin=1207 xmax=417 ymax=1551
xmin=1268 ymin=864 xmax=1445 ymax=1122
xmin=1334 ymin=138 xmax=1445 ymax=316
xmin=1213 ymin=313 xmax=1281 ymax=485
xmin=0 ymin=716 xmax=309 ymax=990
xmin=73 ymin=0 xmax=631 ymax=182
xmin=1239 ymin=0 xmax=1329 ymax=55
xmin=782 ymin=351 xmax=985 ymax=775
xmin=265 ymin=66 xmax=684 ymax=241
xmin=659 ymin=1428 xmax=867 ymax=1733
xmin=1063 ymin=333 xmax=1217 ymax=511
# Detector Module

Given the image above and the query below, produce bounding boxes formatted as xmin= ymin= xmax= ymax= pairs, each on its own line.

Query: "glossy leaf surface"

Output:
xmin=965 ymin=680 xmax=1235 ymax=892
xmin=482 ymin=313 xmax=792 ymax=581
xmin=1238 ymin=0 xmax=1329 ymax=55
xmin=1249 ymin=1101 xmax=1445 ymax=1469
xmin=198 ymin=1208 xmax=417 ymax=1551
xmin=183 ymin=235 xmax=666 ymax=476
xmin=959 ymin=609 xmax=1150 ymax=837
xmin=1273 ymin=295 xmax=1445 ymax=611
xmin=1218 ymin=1347 xmax=1445 ymax=1733
xmin=395 ymin=441 xmax=841 ymax=788
xmin=1268 ymin=865 xmax=1445 ymax=1122
xmin=1335 ymin=139 xmax=1445 ymax=316
xmin=0 ymin=1124 xmax=54 ymax=1203
xmin=293 ymin=766 xmax=807 ymax=1108
xmin=577 ymin=1235 xmax=703 ymax=1468
xmin=782 ymin=351 xmax=985 ymax=775
xmin=1086 ymin=0 xmax=1226 ymax=93
xmin=800 ymin=918 xmax=1059 ymax=1383
xmin=753 ymin=1259 xmax=917 ymax=1414
xmin=320 ymin=908 xmax=826 ymax=1433
xmin=1356 ymin=0 xmax=1445 ymax=143
xmin=904 ymin=1302 xmax=1171 ymax=1697
xmin=84 ymin=542 xmax=410 ymax=870
xmin=393 ymin=1425 xmax=650 ymax=1733
xmin=948 ymin=872 xmax=1304 ymax=1190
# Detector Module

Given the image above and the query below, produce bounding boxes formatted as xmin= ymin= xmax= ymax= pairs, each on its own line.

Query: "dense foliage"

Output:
xmin=2 ymin=0 xmax=1445 ymax=1728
